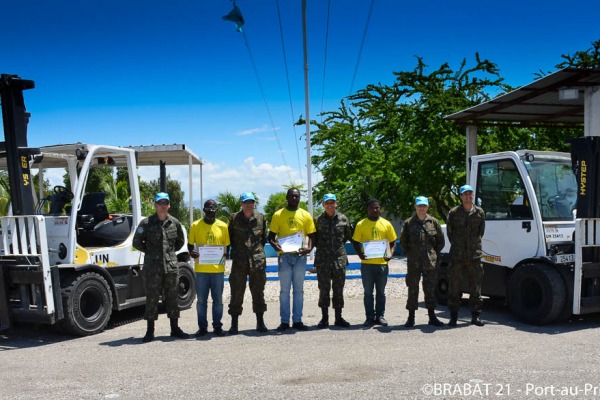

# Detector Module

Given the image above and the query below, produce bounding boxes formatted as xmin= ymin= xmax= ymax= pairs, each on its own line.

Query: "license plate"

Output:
xmin=555 ymin=254 xmax=575 ymax=264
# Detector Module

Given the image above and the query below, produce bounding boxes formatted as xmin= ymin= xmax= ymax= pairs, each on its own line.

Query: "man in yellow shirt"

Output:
xmin=352 ymin=198 xmax=397 ymax=327
xmin=188 ymin=199 xmax=230 ymax=336
xmin=268 ymin=188 xmax=316 ymax=332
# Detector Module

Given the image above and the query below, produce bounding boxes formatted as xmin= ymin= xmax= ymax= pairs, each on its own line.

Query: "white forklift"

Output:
xmin=0 ymin=74 xmax=202 ymax=335
xmin=436 ymin=68 xmax=600 ymax=324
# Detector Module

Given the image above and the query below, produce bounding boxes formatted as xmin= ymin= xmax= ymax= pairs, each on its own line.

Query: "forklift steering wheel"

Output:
xmin=53 ymin=185 xmax=74 ymax=200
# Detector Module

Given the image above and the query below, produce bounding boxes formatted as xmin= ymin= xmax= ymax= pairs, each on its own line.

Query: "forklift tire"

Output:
xmin=507 ymin=263 xmax=566 ymax=325
xmin=60 ymin=272 xmax=113 ymax=336
xmin=435 ymin=263 xmax=449 ymax=306
xmin=177 ymin=263 xmax=196 ymax=310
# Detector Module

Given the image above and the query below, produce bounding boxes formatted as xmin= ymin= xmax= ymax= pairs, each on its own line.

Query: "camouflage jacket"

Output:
xmin=400 ymin=214 xmax=445 ymax=267
xmin=447 ymin=204 xmax=486 ymax=260
xmin=228 ymin=210 xmax=267 ymax=269
xmin=132 ymin=213 xmax=185 ymax=273
xmin=313 ymin=211 xmax=352 ymax=270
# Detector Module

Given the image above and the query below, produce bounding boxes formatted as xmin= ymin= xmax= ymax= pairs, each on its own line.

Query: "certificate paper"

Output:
xmin=198 ymin=245 xmax=226 ymax=265
xmin=362 ymin=240 xmax=389 ymax=259
xmin=278 ymin=232 xmax=304 ymax=253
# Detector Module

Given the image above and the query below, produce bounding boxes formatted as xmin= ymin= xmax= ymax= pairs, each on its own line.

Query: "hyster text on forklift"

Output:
xmin=435 ymin=68 xmax=600 ymax=324
xmin=0 ymin=74 xmax=201 ymax=335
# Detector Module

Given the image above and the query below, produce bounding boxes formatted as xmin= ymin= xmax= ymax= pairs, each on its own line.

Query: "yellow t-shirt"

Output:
xmin=352 ymin=217 xmax=397 ymax=265
xmin=269 ymin=208 xmax=316 ymax=254
xmin=188 ymin=219 xmax=230 ymax=273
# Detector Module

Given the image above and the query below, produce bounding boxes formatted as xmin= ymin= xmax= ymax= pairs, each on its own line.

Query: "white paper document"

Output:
xmin=362 ymin=240 xmax=389 ymax=259
xmin=278 ymin=232 xmax=304 ymax=253
xmin=198 ymin=245 xmax=226 ymax=265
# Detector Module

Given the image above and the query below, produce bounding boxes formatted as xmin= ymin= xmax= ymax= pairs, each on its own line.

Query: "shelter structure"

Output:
xmin=446 ymin=67 xmax=600 ymax=178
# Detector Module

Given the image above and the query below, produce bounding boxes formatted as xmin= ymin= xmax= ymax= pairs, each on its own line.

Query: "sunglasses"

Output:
xmin=155 ymin=201 xmax=170 ymax=205
xmin=242 ymin=200 xmax=255 ymax=204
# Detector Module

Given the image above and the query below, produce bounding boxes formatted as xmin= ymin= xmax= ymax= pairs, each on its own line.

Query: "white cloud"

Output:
xmin=139 ymin=157 xmax=321 ymax=208
xmin=235 ymin=125 xmax=280 ymax=136
xmin=37 ymin=157 xmax=321 ymax=210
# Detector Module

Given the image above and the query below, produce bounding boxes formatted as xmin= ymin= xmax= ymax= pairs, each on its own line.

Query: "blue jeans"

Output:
xmin=278 ymin=253 xmax=307 ymax=324
xmin=361 ymin=264 xmax=389 ymax=319
xmin=195 ymin=272 xmax=224 ymax=329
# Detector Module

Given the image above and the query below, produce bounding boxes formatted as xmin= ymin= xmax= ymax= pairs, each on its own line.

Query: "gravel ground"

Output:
xmin=5 ymin=255 xmax=600 ymax=400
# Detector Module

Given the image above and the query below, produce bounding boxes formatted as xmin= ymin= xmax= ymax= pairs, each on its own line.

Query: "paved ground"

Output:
xmin=2 ymin=261 xmax=600 ymax=400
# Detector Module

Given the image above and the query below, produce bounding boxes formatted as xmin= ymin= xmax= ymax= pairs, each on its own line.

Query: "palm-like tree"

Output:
xmin=0 ymin=171 xmax=11 ymax=216
xmin=103 ymin=180 xmax=130 ymax=214
xmin=216 ymin=191 xmax=241 ymax=222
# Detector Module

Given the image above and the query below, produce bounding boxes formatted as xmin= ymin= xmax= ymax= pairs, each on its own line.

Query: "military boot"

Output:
xmin=256 ymin=313 xmax=268 ymax=333
xmin=427 ymin=308 xmax=444 ymax=327
xmin=448 ymin=311 xmax=458 ymax=327
xmin=334 ymin=308 xmax=350 ymax=328
xmin=317 ymin=307 xmax=329 ymax=329
xmin=404 ymin=310 xmax=415 ymax=328
xmin=170 ymin=318 xmax=190 ymax=339
xmin=471 ymin=311 xmax=485 ymax=327
xmin=229 ymin=315 xmax=239 ymax=335
xmin=142 ymin=320 xmax=155 ymax=343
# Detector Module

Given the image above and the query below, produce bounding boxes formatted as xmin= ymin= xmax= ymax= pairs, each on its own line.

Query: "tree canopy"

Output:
xmin=309 ymin=41 xmax=596 ymax=222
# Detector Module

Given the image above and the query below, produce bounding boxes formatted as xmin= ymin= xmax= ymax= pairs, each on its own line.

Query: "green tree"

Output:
xmin=264 ymin=189 xmax=309 ymax=224
xmin=311 ymin=54 xmax=511 ymax=221
xmin=0 ymin=171 xmax=10 ymax=216
xmin=103 ymin=180 xmax=130 ymax=214
xmin=142 ymin=175 xmax=188 ymax=226
xmin=216 ymin=191 xmax=240 ymax=222
xmin=556 ymin=39 xmax=600 ymax=69
xmin=66 ymin=167 xmax=113 ymax=194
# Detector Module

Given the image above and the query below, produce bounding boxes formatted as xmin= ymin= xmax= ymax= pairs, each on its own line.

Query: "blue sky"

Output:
xmin=3 ymin=0 xmax=599 ymax=206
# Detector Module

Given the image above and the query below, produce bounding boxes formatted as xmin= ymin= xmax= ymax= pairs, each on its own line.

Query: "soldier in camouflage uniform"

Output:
xmin=132 ymin=192 xmax=190 ymax=343
xmin=447 ymin=184 xmax=486 ymax=327
xmin=400 ymin=196 xmax=445 ymax=328
xmin=227 ymin=192 xmax=269 ymax=334
xmin=313 ymin=193 xmax=353 ymax=328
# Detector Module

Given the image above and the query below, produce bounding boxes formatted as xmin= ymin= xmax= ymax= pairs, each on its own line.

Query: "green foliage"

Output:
xmin=141 ymin=175 xmax=188 ymax=225
xmin=103 ymin=180 xmax=130 ymax=214
xmin=216 ymin=191 xmax=240 ymax=222
xmin=556 ymin=39 xmax=600 ymax=69
xmin=67 ymin=167 xmax=114 ymax=194
xmin=0 ymin=171 xmax=10 ymax=216
xmin=310 ymin=53 xmax=583 ymax=222
xmin=264 ymin=192 xmax=287 ymax=223
xmin=312 ymin=55 xmax=511 ymax=221
xmin=264 ymin=191 xmax=309 ymax=225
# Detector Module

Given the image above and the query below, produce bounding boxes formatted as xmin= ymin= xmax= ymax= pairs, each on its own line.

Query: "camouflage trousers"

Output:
xmin=143 ymin=269 xmax=179 ymax=320
xmin=405 ymin=261 xmax=437 ymax=311
xmin=317 ymin=266 xmax=346 ymax=309
xmin=448 ymin=257 xmax=483 ymax=313
xmin=228 ymin=260 xmax=267 ymax=316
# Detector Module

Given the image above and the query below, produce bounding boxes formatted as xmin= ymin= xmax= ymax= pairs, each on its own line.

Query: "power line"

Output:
xmin=275 ymin=0 xmax=303 ymax=181
xmin=349 ymin=0 xmax=375 ymax=95
xmin=240 ymin=30 xmax=293 ymax=183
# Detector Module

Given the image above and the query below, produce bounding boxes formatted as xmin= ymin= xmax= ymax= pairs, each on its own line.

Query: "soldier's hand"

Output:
xmin=189 ymin=250 xmax=199 ymax=259
xmin=358 ymin=252 xmax=367 ymax=260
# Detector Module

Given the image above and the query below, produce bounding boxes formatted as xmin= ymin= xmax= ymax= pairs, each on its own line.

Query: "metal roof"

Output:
xmin=446 ymin=68 xmax=600 ymax=127
xmin=0 ymin=143 xmax=203 ymax=169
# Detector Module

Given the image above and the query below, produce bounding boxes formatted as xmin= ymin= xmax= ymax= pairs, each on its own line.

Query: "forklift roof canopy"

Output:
xmin=446 ymin=68 xmax=600 ymax=127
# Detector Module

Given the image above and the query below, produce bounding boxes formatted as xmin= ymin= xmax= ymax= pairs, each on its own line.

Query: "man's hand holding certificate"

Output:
xmin=198 ymin=245 xmax=226 ymax=265
xmin=362 ymin=240 xmax=390 ymax=260
xmin=277 ymin=232 xmax=304 ymax=253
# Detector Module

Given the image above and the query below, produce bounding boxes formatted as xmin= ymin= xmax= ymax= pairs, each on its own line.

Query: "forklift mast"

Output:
xmin=0 ymin=74 xmax=39 ymax=215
